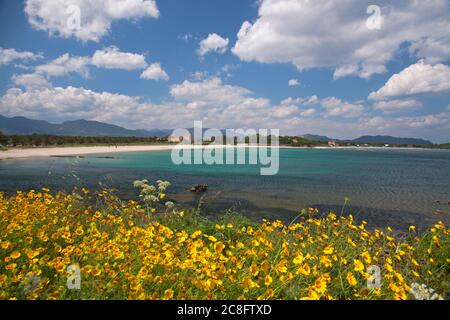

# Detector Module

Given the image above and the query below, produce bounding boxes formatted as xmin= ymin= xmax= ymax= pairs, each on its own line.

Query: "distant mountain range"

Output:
xmin=0 ymin=115 xmax=172 ymax=138
xmin=300 ymin=134 xmax=331 ymax=142
xmin=0 ymin=115 xmax=435 ymax=145
xmin=351 ymin=135 xmax=433 ymax=146
xmin=301 ymin=133 xmax=433 ymax=146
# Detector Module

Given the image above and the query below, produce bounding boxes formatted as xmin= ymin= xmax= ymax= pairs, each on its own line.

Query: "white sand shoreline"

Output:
xmin=0 ymin=144 xmax=432 ymax=160
xmin=0 ymin=144 xmax=281 ymax=159
xmin=0 ymin=145 xmax=179 ymax=160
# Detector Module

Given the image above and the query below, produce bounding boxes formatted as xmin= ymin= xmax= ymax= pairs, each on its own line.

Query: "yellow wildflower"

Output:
xmin=346 ymin=272 xmax=357 ymax=287
xmin=298 ymin=263 xmax=311 ymax=276
xmin=92 ymin=267 xmax=102 ymax=277
xmin=320 ymin=255 xmax=332 ymax=268
xmin=264 ymin=275 xmax=273 ymax=287
xmin=323 ymin=245 xmax=334 ymax=255
xmin=5 ymin=263 xmax=17 ymax=271
xmin=207 ymin=235 xmax=217 ymax=242
xmin=361 ymin=251 xmax=372 ymax=264
xmin=213 ymin=242 xmax=225 ymax=254
xmin=163 ymin=289 xmax=174 ymax=299
xmin=10 ymin=251 xmax=21 ymax=259
xmin=249 ymin=264 xmax=259 ymax=277
xmin=1 ymin=241 xmax=10 ymax=249
xmin=354 ymin=259 xmax=364 ymax=273
xmin=293 ymin=253 xmax=304 ymax=265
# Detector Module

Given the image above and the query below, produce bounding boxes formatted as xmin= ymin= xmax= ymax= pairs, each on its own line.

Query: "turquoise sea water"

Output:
xmin=0 ymin=148 xmax=449 ymax=230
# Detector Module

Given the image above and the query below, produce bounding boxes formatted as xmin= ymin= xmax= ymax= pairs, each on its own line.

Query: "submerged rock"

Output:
xmin=191 ymin=184 xmax=208 ymax=193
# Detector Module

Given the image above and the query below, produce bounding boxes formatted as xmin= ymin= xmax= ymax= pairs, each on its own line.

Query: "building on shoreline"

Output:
xmin=328 ymin=140 xmax=338 ymax=147
xmin=168 ymin=133 xmax=192 ymax=143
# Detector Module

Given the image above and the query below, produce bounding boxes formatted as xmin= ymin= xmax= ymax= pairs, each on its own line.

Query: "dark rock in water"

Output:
xmin=435 ymin=200 xmax=450 ymax=205
xmin=191 ymin=184 xmax=208 ymax=193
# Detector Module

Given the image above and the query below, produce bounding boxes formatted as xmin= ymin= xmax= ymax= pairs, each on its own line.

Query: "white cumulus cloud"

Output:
xmin=91 ymin=46 xmax=147 ymax=70
xmin=300 ymin=108 xmax=316 ymax=117
xmin=320 ymin=97 xmax=365 ymax=118
xmin=369 ymin=61 xmax=450 ymax=100
xmin=198 ymin=33 xmax=229 ymax=56
xmin=35 ymin=53 xmax=91 ymax=78
xmin=32 ymin=47 xmax=168 ymax=80
xmin=0 ymin=47 xmax=42 ymax=66
xmin=12 ymin=73 xmax=52 ymax=90
xmin=373 ymin=99 xmax=422 ymax=114
xmin=232 ymin=0 xmax=450 ymax=79
xmin=171 ymin=78 xmax=251 ymax=106
xmin=140 ymin=63 xmax=169 ymax=81
xmin=288 ymin=79 xmax=300 ymax=86
xmin=25 ymin=0 xmax=159 ymax=42
xmin=1 ymin=78 xmax=449 ymax=141
xmin=360 ymin=113 xmax=450 ymax=130
xmin=0 ymin=85 xmax=141 ymax=123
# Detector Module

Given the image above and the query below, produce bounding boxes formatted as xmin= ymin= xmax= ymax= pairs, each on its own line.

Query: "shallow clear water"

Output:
xmin=1 ymin=148 xmax=449 ymax=230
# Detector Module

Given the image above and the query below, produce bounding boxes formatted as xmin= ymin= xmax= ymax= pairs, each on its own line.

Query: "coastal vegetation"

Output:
xmin=279 ymin=136 xmax=327 ymax=147
xmin=0 ymin=130 xmax=6 ymax=149
xmin=430 ymin=143 xmax=450 ymax=150
xmin=0 ymin=130 xmax=450 ymax=150
xmin=0 ymin=132 xmax=167 ymax=148
xmin=0 ymin=181 xmax=448 ymax=300
xmin=0 ymin=131 xmax=448 ymax=150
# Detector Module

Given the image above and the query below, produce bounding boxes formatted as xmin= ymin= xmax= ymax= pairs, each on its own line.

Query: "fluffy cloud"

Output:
xmin=0 ymin=77 xmax=317 ymax=129
xmin=190 ymin=71 xmax=210 ymax=81
xmin=272 ymin=104 xmax=298 ymax=118
xmin=91 ymin=46 xmax=147 ymax=70
xmin=0 ymin=79 xmax=267 ymax=129
xmin=373 ymin=99 xmax=422 ymax=114
xmin=361 ymin=113 xmax=450 ymax=130
xmin=288 ymin=79 xmax=300 ymax=86
xmin=256 ymin=95 xmax=361 ymax=119
xmin=270 ymin=95 xmax=363 ymax=118
xmin=140 ymin=63 xmax=169 ymax=81
xmin=300 ymin=96 xmax=320 ymax=106
xmin=25 ymin=0 xmax=159 ymax=42
xmin=402 ymin=114 xmax=450 ymax=129
xmin=198 ymin=33 xmax=229 ymax=56
xmin=273 ymin=99 xmax=299 ymax=118
xmin=369 ymin=61 xmax=450 ymax=100
xmin=32 ymin=47 xmax=168 ymax=80
xmin=1 ymin=77 xmax=448 ymax=141
xmin=0 ymin=47 xmax=41 ymax=66
xmin=233 ymin=0 xmax=450 ymax=79
xmin=11 ymin=73 xmax=51 ymax=90
xmin=275 ymin=97 xmax=316 ymax=118
xmin=171 ymin=78 xmax=252 ymax=106
xmin=0 ymin=85 xmax=141 ymax=123
xmin=320 ymin=97 xmax=364 ymax=118
xmin=35 ymin=53 xmax=91 ymax=78
xmin=300 ymin=108 xmax=316 ymax=117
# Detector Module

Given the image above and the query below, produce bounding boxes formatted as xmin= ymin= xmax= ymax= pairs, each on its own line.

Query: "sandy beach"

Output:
xmin=0 ymin=145 xmax=178 ymax=160
xmin=0 ymin=144 xmax=429 ymax=160
xmin=0 ymin=144 xmax=277 ymax=160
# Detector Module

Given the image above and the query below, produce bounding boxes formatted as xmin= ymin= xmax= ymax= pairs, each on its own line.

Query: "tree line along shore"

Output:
xmin=0 ymin=131 xmax=449 ymax=150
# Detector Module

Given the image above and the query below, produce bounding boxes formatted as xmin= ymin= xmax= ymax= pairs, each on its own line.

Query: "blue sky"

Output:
xmin=0 ymin=0 xmax=449 ymax=142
